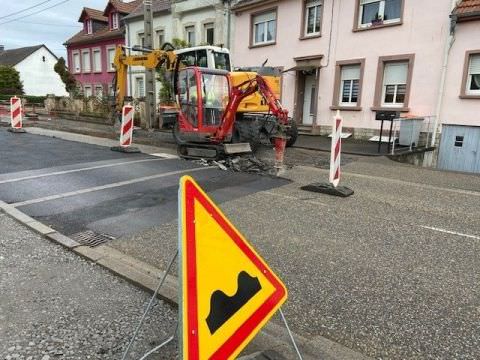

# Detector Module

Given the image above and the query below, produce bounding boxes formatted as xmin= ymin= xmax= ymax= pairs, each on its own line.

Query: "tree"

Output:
xmin=54 ymin=57 xmax=78 ymax=95
xmin=157 ymin=38 xmax=189 ymax=104
xmin=0 ymin=66 xmax=24 ymax=95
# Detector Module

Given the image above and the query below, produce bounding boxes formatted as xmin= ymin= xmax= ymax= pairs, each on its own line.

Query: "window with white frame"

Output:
xmin=467 ymin=54 xmax=480 ymax=94
xmin=107 ymin=48 xmax=116 ymax=71
xmin=185 ymin=26 xmax=195 ymax=46
xmin=72 ymin=52 xmax=80 ymax=73
xmin=84 ymin=85 xmax=92 ymax=97
xmin=111 ymin=12 xmax=119 ymax=30
xmin=135 ymin=77 xmax=145 ymax=98
xmin=94 ymin=85 xmax=103 ymax=98
xmin=358 ymin=0 xmax=402 ymax=28
xmin=86 ymin=20 xmax=93 ymax=34
xmin=204 ymin=23 xmax=214 ymax=45
xmin=82 ymin=50 xmax=91 ymax=73
xmin=136 ymin=32 xmax=145 ymax=48
xmin=93 ymin=49 xmax=102 ymax=72
xmin=382 ymin=62 xmax=408 ymax=106
xmin=340 ymin=65 xmax=361 ymax=105
xmin=156 ymin=29 xmax=165 ymax=48
xmin=304 ymin=0 xmax=322 ymax=36
xmin=252 ymin=11 xmax=276 ymax=45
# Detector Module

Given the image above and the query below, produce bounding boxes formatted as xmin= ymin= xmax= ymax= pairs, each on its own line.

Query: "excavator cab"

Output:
xmin=174 ymin=66 xmax=253 ymax=159
xmin=176 ymin=67 xmax=230 ymax=139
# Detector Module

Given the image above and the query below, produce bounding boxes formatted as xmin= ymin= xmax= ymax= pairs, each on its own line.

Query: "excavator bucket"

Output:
xmin=223 ymin=142 xmax=252 ymax=155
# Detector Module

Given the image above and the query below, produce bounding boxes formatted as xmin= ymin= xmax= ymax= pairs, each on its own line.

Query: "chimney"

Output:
xmin=0 ymin=45 xmax=4 ymax=52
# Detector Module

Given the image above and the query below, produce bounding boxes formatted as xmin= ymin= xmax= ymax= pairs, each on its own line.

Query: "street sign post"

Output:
xmin=178 ymin=176 xmax=288 ymax=360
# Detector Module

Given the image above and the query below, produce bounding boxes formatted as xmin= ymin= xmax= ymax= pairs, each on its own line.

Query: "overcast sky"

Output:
xmin=1 ymin=0 xmax=108 ymax=59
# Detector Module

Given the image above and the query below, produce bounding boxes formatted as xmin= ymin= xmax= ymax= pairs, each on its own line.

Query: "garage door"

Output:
xmin=438 ymin=125 xmax=480 ymax=174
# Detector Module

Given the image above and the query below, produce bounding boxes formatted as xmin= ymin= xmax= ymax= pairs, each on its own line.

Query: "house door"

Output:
xmin=302 ymin=73 xmax=316 ymax=125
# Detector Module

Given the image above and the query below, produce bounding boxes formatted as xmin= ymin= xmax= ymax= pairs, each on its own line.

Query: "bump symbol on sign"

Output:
xmin=206 ymin=271 xmax=262 ymax=334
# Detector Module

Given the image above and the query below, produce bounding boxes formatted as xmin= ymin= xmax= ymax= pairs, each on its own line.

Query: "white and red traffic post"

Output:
xmin=10 ymin=96 xmax=23 ymax=129
xmin=329 ymin=110 xmax=343 ymax=188
xmin=119 ymin=103 xmax=134 ymax=147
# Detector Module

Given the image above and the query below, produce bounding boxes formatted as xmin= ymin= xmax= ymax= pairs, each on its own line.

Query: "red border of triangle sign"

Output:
xmin=178 ymin=176 xmax=288 ymax=360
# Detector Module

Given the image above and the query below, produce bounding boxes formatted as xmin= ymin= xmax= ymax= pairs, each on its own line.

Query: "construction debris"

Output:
xmin=194 ymin=155 xmax=276 ymax=175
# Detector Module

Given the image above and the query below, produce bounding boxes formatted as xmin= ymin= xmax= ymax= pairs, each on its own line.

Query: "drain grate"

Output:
xmin=70 ymin=230 xmax=115 ymax=247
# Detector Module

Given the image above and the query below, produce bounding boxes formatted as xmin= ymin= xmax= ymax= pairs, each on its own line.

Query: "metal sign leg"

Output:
xmin=121 ymin=250 xmax=179 ymax=360
xmin=279 ymin=308 xmax=304 ymax=360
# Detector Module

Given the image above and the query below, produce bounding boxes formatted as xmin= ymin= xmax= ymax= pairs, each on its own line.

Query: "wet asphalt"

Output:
xmin=0 ymin=129 xmax=288 ymax=238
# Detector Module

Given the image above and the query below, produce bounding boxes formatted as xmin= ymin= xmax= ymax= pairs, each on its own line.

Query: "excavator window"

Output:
xmin=213 ymin=52 xmax=231 ymax=71
xmin=178 ymin=50 xmax=208 ymax=68
xmin=178 ymin=69 xmax=199 ymax=127
xmin=202 ymin=73 xmax=229 ymax=126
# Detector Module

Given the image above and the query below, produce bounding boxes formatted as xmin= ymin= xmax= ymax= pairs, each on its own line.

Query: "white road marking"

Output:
xmin=0 ymin=158 xmax=167 ymax=185
xmin=419 ymin=226 xmax=480 ymax=240
xmin=263 ymin=190 xmax=327 ymax=206
xmin=12 ymin=166 xmax=213 ymax=207
xmin=296 ymin=166 xmax=480 ymax=197
xmin=149 ymin=153 xmax=179 ymax=159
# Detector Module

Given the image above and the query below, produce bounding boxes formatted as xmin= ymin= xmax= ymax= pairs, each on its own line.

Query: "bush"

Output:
xmin=0 ymin=66 xmax=24 ymax=95
xmin=54 ymin=57 xmax=78 ymax=95
xmin=0 ymin=94 xmax=46 ymax=103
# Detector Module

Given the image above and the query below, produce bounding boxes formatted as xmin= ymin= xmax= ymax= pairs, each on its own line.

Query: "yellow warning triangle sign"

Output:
xmin=179 ymin=176 xmax=288 ymax=360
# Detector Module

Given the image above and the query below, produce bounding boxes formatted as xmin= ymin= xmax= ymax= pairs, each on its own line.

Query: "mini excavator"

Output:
xmin=113 ymin=44 xmax=290 ymax=162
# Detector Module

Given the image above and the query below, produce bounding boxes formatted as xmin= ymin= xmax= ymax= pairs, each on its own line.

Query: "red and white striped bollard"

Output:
xmin=111 ymin=103 xmax=140 ymax=153
xmin=120 ymin=103 xmax=134 ymax=147
xmin=10 ymin=96 xmax=22 ymax=129
xmin=329 ymin=110 xmax=342 ymax=188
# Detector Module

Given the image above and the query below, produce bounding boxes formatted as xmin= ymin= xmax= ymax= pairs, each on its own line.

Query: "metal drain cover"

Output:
xmin=70 ymin=230 xmax=115 ymax=247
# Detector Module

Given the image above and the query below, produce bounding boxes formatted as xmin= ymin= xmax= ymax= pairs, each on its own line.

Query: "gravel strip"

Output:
xmin=0 ymin=214 xmax=178 ymax=360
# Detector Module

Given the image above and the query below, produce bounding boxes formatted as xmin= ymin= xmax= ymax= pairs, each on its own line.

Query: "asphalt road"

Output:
xmin=111 ymin=156 xmax=480 ymax=358
xmin=2 ymin=127 xmax=479 ymax=359
xmin=0 ymin=129 xmax=288 ymax=239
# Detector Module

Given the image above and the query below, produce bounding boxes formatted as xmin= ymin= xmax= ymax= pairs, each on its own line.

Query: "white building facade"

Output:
xmin=0 ymin=45 xmax=67 ymax=96
xmin=124 ymin=0 xmax=235 ymax=100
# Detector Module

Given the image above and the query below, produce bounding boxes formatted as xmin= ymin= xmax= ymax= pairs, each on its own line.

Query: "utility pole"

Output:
xmin=144 ymin=0 xmax=155 ymax=129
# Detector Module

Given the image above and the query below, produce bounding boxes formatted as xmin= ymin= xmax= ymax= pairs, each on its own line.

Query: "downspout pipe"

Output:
xmin=431 ymin=0 xmax=459 ymax=148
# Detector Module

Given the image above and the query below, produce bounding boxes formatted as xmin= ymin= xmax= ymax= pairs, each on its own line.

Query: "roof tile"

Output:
xmin=64 ymin=26 xmax=124 ymax=46
xmin=0 ymin=45 xmax=45 ymax=66
xmin=453 ymin=0 xmax=480 ymax=16
xmin=124 ymin=0 xmax=171 ymax=20
xmin=79 ymin=7 xmax=108 ymax=22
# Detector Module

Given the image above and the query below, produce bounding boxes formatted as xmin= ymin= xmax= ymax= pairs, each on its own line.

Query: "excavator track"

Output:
xmin=177 ymin=142 xmax=252 ymax=160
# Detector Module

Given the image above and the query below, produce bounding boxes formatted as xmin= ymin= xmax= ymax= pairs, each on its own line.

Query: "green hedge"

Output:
xmin=0 ymin=94 xmax=46 ymax=104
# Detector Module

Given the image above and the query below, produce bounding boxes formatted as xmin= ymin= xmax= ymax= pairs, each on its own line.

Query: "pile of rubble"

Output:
xmin=195 ymin=155 xmax=277 ymax=175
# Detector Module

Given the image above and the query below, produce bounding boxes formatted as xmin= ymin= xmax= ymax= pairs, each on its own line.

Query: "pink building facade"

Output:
xmin=231 ymin=0 xmax=479 ymax=143
xmin=64 ymin=1 xmax=141 ymax=97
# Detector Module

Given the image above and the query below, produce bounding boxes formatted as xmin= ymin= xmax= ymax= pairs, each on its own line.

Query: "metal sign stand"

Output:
xmin=279 ymin=308 xmax=304 ymax=360
xmin=121 ymin=250 xmax=179 ymax=360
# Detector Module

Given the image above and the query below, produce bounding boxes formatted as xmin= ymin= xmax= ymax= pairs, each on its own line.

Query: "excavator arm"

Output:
xmin=212 ymin=74 xmax=289 ymax=143
xmin=113 ymin=45 xmax=178 ymax=112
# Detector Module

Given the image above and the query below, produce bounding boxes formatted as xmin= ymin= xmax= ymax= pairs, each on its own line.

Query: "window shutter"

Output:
xmin=468 ymin=54 xmax=480 ymax=75
xmin=341 ymin=65 xmax=360 ymax=81
xmin=384 ymin=62 xmax=408 ymax=85
xmin=254 ymin=11 xmax=275 ymax=24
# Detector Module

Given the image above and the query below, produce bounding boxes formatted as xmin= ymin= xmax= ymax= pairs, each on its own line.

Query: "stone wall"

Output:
xmin=44 ymin=95 xmax=149 ymax=127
